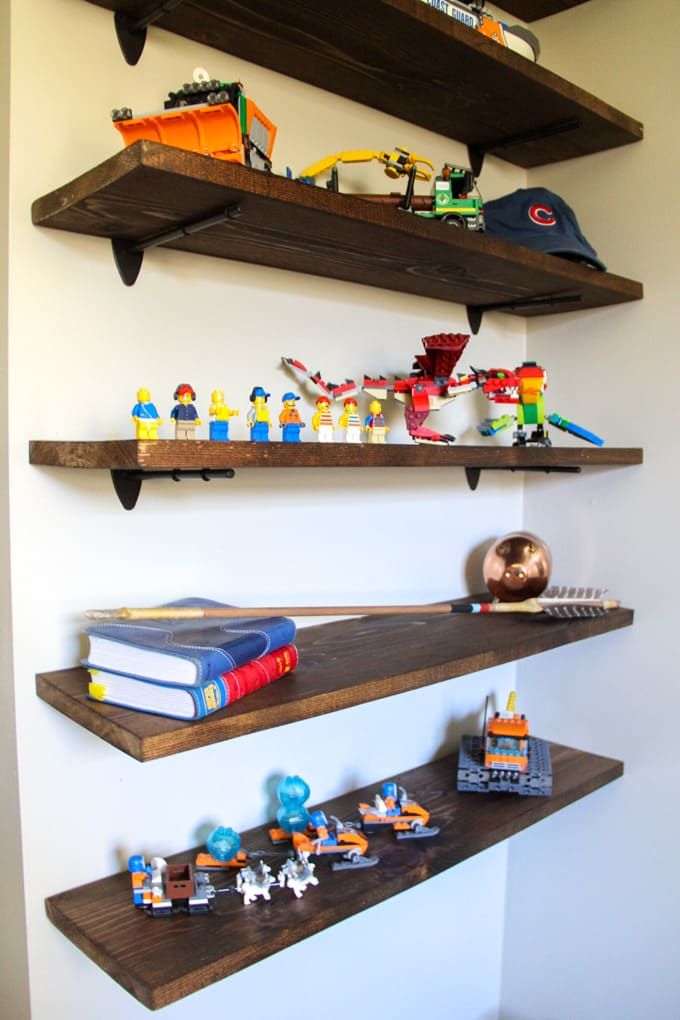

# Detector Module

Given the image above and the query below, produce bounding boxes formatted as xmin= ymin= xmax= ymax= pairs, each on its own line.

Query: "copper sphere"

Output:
xmin=482 ymin=532 xmax=552 ymax=601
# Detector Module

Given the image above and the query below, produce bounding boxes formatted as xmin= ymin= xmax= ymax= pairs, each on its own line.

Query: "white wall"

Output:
xmin=501 ymin=1 xmax=679 ymax=1018
xmin=2 ymin=1 xmax=533 ymax=1018
xmin=1 ymin=0 xmax=31 ymax=1016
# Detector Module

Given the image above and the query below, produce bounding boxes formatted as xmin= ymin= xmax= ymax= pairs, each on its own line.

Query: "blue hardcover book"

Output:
xmin=83 ymin=598 xmax=296 ymax=687
xmin=86 ymin=645 xmax=299 ymax=719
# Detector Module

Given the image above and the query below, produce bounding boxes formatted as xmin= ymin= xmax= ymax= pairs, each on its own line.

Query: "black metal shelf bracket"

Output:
xmin=111 ymin=203 xmax=242 ymax=285
xmin=111 ymin=468 xmax=236 ymax=510
xmin=114 ymin=1 xmax=185 ymax=65
xmin=465 ymin=464 xmax=581 ymax=491
xmin=467 ymin=292 xmax=582 ymax=334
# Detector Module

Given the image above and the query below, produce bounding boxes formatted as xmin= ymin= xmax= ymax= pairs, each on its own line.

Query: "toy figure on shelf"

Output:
xmin=475 ymin=361 xmax=604 ymax=447
xmin=279 ymin=392 xmax=305 ymax=442
xmin=283 ymin=333 xmax=478 ymax=445
xmin=131 ymin=387 xmax=163 ymax=439
xmin=457 ymin=691 xmax=552 ymax=796
xmin=298 ymin=146 xmax=435 ymax=213
xmin=170 ymin=383 xmax=201 ymax=439
xmin=247 ymin=386 xmax=271 ymax=442
xmin=236 ymin=860 xmax=276 ymax=904
xmin=311 ymin=396 xmax=335 ymax=442
xmin=112 ymin=68 xmax=277 ymax=170
xmin=269 ymin=777 xmax=379 ymax=871
xmin=271 ymin=808 xmax=379 ymax=871
xmin=338 ymin=396 xmax=362 ymax=443
xmin=208 ymin=389 xmax=239 ymax=441
xmin=195 ymin=826 xmax=249 ymax=869
xmin=363 ymin=399 xmax=389 ymax=443
xmin=274 ymin=775 xmax=312 ymax=834
xmin=128 ymin=854 xmax=216 ymax=915
xmin=358 ymin=782 xmax=439 ymax=839
xmin=277 ymin=852 xmax=319 ymax=899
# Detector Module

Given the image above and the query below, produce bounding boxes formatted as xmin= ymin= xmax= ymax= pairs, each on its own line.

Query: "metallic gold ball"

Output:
xmin=482 ymin=532 xmax=552 ymax=601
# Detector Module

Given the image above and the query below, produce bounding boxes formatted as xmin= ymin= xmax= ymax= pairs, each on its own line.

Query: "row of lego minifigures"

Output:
xmin=132 ymin=385 xmax=390 ymax=443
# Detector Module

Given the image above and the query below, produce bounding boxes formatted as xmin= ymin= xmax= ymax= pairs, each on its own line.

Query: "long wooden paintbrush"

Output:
xmin=86 ymin=587 xmax=619 ymax=621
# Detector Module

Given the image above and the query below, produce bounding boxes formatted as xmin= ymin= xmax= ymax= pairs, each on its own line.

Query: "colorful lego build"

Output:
xmin=283 ymin=343 xmax=604 ymax=447
xmin=170 ymin=384 xmax=201 ymax=439
xmin=247 ymin=386 xmax=271 ymax=442
xmin=270 ymin=808 xmax=380 ymax=871
xmin=208 ymin=389 xmax=239 ymax=440
xmin=358 ymin=782 xmax=439 ymax=839
xmin=457 ymin=691 xmax=553 ymax=796
xmin=128 ymin=854 xmax=216 ymax=915
xmin=475 ymin=362 xmax=604 ymax=447
xmin=279 ymin=392 xmax=305 ymax=442
xmin=283 ymin=333 xmax=477 ymax=445
xmin=298 ymin=146 xmax=435 ymax=204
xmin=299 ymin=147 xmax=483 ymax=229
xmin=269 ymin=775 xmax=379 ymax=870
xmin=112 ymin=68 xmax=277 ymax=169
xmin=131 ymin=387 xmax=162 ymax=439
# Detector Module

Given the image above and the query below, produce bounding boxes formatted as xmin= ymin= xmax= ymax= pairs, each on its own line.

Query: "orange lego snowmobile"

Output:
xmin=358 ymin=782 xmax=440 ymax=840
xmin=270 ymin=809 xmax=379 ymax=870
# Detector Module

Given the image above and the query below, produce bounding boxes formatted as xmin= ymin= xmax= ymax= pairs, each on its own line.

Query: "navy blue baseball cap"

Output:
xmin=483 ymin=188 xmax=606 ymax=271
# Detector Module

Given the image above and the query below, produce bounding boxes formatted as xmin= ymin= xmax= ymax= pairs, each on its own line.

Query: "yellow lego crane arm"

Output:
xmin=506 ymin=691 xmax=517 ymax=714
xmin=299 ymin=147 xmax=434 ymax=182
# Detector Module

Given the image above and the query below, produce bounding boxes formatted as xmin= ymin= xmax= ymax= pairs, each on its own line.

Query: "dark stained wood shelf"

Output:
xmin=46 ymin=744 xmax=623 ymax=1009
xmin=37 ymin=605 xmax=634 ymax=761
xmin=29 ymin=439 xmax=644 ymax=506
xmin=32 ymin=145 xmax=642 ymax=317
xmin=29 ymin=439 xmax=644 ymax=471
xmin=83 ymin=1 xmax=640 ymax=167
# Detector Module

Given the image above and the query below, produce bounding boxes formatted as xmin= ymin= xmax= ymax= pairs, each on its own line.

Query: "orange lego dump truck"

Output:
xmin=112 ymin=70 xmax=277 ymax=169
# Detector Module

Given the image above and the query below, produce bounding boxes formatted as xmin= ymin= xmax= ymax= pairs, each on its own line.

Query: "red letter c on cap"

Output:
xmin=529 ymin=204 xmax=556 ymax=226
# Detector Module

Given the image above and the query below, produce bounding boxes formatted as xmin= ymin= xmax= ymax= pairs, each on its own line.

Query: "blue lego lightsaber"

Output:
xmin=547 ymin=413 xmax=604 ymax=447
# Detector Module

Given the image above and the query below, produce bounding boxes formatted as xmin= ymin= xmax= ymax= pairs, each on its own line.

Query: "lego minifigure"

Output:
xmin=208 ymin=388 xmax=239 ymax=441
xmin=247 ymin=386 xmax=271 ymax=442
xmin=338 ymin=396 xmax=362 ymax=443
xmin=363 ymin=399 xmax=389 ymax=443
xmin=131 ymin=387 xmax=163 ymax=439
xmin=170 ymin=384 xmax=201 ymax=439
xmin=311 ymin=396 xmax=335 ymax=442
xmin=279 ymin=392 xmax=305 ymax=442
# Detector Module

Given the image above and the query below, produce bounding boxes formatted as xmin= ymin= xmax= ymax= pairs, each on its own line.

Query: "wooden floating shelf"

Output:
xmin=29 ymin=439 xmax=644 ymax=471
xmin=83 ymin=0 xmax=639 ymax=167
xmin=31 ymin=143 xmax=642 ymax=318
xmin=37 ymin=605 xmax=634 ymax=761
xmin=29 ymin=439 xmax=644 ymax=505
xmin=46 ymin=745 xmax=623 ymax=1009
